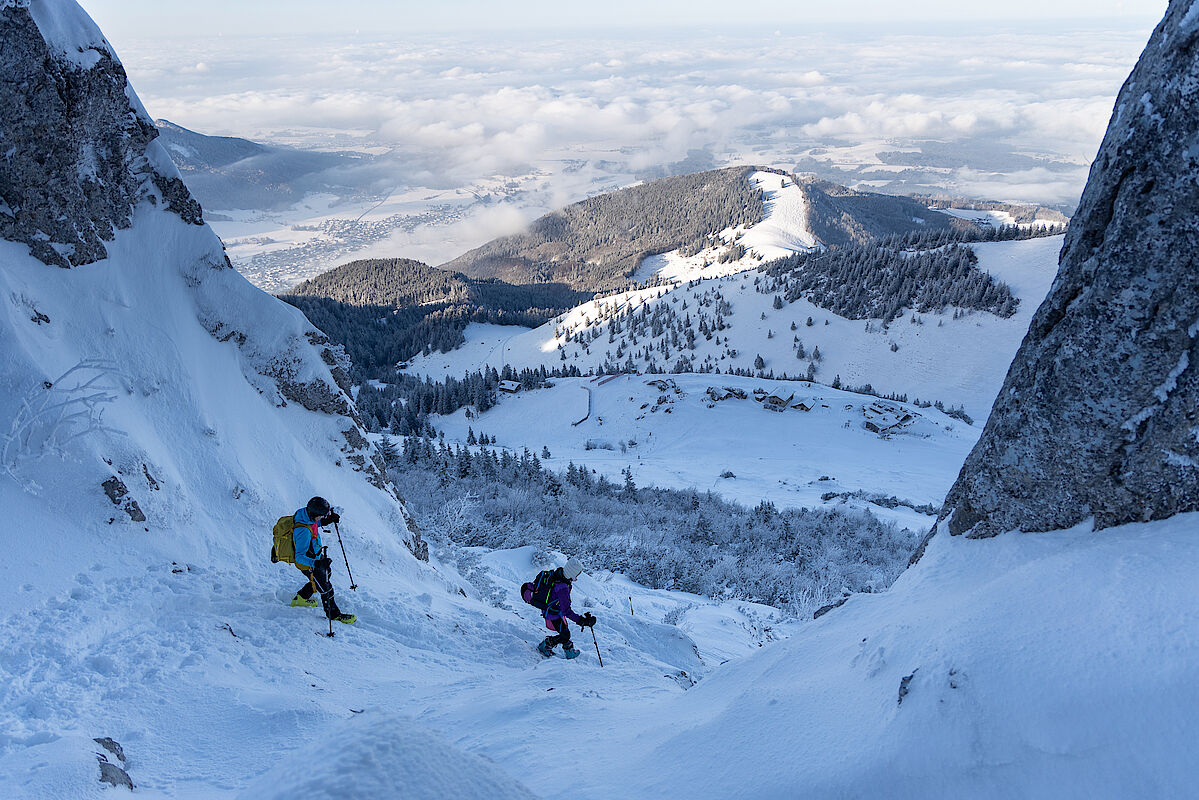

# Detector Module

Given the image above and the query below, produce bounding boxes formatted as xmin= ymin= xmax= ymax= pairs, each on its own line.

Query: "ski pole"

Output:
xmin=334 ymin=521 xmax=357 ymax=590
xmin=591 ymin=626 xmax=603 ymax=668
xmin=317 ymin=548 xmax=335 ymax=637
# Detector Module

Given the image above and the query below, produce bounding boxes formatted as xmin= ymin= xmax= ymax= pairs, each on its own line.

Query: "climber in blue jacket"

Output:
xmin=288 ymin=496 xmax=355 ymax=624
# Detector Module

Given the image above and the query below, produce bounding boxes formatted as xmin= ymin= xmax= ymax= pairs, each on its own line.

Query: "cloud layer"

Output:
xmin=117 ymin=22 xmax=1151 ymax=208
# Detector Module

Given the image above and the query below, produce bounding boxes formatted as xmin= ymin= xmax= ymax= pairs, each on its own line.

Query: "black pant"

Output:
xmin=297 ymin=557 xmax=341 ymax=620
xmin=545 ymin=617 xmax=573 ymax=648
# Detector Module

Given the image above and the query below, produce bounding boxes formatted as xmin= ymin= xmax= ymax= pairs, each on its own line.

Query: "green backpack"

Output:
xmin=270 ymin=514 xmax=297 ymax=564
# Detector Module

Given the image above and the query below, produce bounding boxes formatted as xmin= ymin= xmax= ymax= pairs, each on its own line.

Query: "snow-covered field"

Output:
xmin=427 ymin=373 xmax=977 ymax=530
xmin=407 ymin=234 xmax=1063 ymax=425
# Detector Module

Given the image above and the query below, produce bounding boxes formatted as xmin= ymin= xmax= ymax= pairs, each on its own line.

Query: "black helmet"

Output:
xmin=306 ymin=496 xmax=332 ymax=519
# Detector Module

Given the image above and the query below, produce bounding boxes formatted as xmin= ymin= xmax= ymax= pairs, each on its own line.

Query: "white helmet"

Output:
xmin=563 ymin=558 xmax=584 ymax=580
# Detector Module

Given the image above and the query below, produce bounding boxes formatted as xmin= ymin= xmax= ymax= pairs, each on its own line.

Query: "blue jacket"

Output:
xmin=291 ymin=507 xmax=324 ymax=568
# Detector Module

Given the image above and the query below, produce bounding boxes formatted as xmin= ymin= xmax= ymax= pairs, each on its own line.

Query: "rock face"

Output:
xmin=94 ymin=736 xmax=133 ymax=790
xmin=0 ymin=1 xmax=201 ymax=268
xmin=941 ymin=0 xmax=1199 ymax=537
xmin=0 ymin=0 xmax=411 ymax=532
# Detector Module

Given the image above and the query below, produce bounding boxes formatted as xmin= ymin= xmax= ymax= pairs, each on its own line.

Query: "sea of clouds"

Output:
xmin=117 ymin=22 xmax=1150 ymax=205
xmin=99 ymin=21 xmax=1155 ymax=283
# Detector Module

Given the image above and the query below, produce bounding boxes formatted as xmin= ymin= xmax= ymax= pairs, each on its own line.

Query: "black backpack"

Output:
xmin=521 ymin=569 xmax=558 ymax=611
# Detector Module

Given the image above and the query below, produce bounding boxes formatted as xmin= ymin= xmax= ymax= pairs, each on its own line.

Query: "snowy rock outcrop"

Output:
xmin=94 ymin=737 xmax=133 ymax=790
xmin=0 ymin=0 xmax=412 ymax=555
xmin=0 ymin=0 xmax=202 ymax=268
xmin=941 ymin=0 xmax=1199 ymax=537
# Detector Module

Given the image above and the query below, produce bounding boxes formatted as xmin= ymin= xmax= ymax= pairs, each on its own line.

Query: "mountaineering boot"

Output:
xmin=291 ymin=593 xmax=319 ymax=608
xmin=333 ymin=613 xmax=357 ymax=625
xmin=563 ymin=645 xmax=581 ymax=659
xmin=537 ymin=640 xmax=554 ymax=658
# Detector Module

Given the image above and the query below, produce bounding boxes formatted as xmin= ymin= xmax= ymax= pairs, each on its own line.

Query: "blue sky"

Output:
xmin=82 ymin=0 xmax=1164 ymax=38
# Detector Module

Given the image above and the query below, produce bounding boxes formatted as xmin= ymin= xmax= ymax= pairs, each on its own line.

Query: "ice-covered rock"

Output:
xmin=0 ymin=1 xmax=204 ymax=269
xmin=941 ymin=0 xmax=1199 ymax=537
xmin=0 ymin=0 xmax=410 ymax=549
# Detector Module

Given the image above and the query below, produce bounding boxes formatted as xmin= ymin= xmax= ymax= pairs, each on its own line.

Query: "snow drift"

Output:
xmin=571 ymin=513 xmax=1199 ymax=798
xmin=239 ymin=713 xmax=531 ymax=800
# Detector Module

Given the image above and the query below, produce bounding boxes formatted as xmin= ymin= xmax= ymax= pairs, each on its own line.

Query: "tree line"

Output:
xmin=764 ymin=243 xmax=1019 ymax=323
xmin=386 ymin=433 xmax=918 ymax=615
xmin=282 ymin=258 xmax=594 ymax=381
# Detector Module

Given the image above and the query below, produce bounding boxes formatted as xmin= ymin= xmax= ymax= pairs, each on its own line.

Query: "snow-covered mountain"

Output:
xmin=407 ymin=171 xmax=1064 ymax=421
xmin=154 ymin=119 xmax=371 ymax=214
xmin=366 ymin=175 xmax=1065 ymax=539
xmin=0 ymin=0 xmax=418 ymax=577
xmin=2 ymin=0 xmax=1195 ymax=797
xmin=0 ymin=5 xmax=802 ymax=795
xmin=437 ymin=165 xmax=1001 ymax=292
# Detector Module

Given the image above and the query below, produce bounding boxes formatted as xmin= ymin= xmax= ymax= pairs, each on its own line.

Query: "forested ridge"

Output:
xmin=289 ymin=258 xmax=469 ymax=308
xmin=441 ymin=166 xmax=766 ymax=290
xmin=758 ymin=223 xmax=1063 ymax=323
xmin=282 ymin=258 xmax=593 ymax=377
xmin=283 ymin=167 xmax=1064 ymax=385
xmin=801 ymin=178 xmax=977 ymax=247
xmin=767 ymin=243 xmax=1017 ymax=322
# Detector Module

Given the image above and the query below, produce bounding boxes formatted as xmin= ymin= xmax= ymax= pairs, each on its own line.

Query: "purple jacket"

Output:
xmin=545 ymin=578 xmax=583 ymax=625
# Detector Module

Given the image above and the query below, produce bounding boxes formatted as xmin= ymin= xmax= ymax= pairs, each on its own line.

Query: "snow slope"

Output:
xmin=428 ymin=373 xmax=977 ymax=530
xmin=737 ymin=170 xmax=821 ymax=258
xmin=564 ymin=513 xmax=1199 ymax=798
xmin=633 ymin=169 xmax=819 ymax=284
xmin=0 ymin=192 xmax=783 ymax=794
xmin=0 ymin=133 xmax=783 ymax=800
xmin=408 ymin=235 xmax=1064 ymax=422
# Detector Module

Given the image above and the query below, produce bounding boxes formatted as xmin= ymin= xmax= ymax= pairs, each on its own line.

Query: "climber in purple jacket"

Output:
xmin=532 ymin=559 xmax=596 ymax=659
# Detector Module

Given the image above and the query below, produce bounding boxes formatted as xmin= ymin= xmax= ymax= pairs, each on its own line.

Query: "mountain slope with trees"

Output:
xmin=283 ymin=258 xmax=593 ymax=376
xmin=799 ymin=177 xmax=976 ymax=247
xmin=441 ymin=166 xmax=766 ymax=290
xmin=285 ymin=166 xmax=1061 ymax=385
